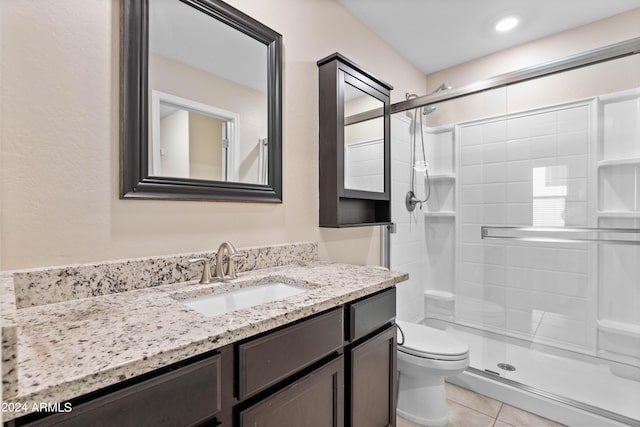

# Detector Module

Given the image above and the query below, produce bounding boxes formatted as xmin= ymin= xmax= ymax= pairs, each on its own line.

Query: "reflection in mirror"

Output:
xmin=151 ymin=91 xmax=242 ymax=182
xmin=149 ymin=0 xmax=268 ymax=185
xmin=343 ymin=82 xmax=385 ymax=193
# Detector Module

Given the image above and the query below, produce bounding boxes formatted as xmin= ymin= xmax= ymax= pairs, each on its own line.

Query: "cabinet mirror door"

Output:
xmin=340 ymin=72 xmax=390 ymax=201
xmin=343 ymin=81 xmax=385 ymax=194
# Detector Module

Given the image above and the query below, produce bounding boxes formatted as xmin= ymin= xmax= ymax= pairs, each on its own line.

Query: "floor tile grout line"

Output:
xmin=493 ymin=402 xmax=504 ymax=427
xmin=446 ymin=393 xmax=504 ymax=420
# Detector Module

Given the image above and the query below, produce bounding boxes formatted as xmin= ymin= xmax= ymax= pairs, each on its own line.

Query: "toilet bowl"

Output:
xmin=396 ymin=320 xmax=470 ymax=427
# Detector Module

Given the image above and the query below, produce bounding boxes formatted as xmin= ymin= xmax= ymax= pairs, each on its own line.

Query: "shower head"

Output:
xmin=430 ymin=83 xmax=452 ymax=94
xmin=422 ymin=106 xmax=437 ymax=115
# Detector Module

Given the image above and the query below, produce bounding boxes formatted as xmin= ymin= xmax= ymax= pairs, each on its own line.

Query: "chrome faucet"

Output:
xmin=214 ymin=241 xmax=242 ymax=281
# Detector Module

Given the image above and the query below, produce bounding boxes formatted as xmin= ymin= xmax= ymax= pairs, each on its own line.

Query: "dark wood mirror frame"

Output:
xmin=120 ymin=0 xmax=283 ymax=202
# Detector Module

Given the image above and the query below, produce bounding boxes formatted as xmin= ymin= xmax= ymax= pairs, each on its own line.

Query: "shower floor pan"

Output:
xmin=423 ymin=318 xmax=640 ymax=424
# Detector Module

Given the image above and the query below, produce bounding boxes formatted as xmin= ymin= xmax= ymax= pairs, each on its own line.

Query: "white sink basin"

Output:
xmin=182 ymin=282 xmax=307 ymax=316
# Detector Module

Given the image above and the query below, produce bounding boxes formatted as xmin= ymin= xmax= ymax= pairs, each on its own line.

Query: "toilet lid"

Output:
xmin=397 ymin=320 xmax=469 ymax=360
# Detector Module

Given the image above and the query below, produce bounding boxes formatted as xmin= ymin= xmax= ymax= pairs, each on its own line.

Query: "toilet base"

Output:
xmin=397 ymin=372 xmax=448 ymax=427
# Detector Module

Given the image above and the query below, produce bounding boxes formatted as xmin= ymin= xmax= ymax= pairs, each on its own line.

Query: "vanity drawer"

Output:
xmin=237 ymin=307 xmax=344 ymax=399
xmin=20 ymin=354 xmax=221 ymax=427
xmin=348 ymin=287 xmax=396 ymax=342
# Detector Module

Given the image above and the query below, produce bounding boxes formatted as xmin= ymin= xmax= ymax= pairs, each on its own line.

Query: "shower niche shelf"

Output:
xmin=424 ymin=211 xmax=455 ymax=218
xmin=428 ymin=173 xmax=456 ymax=181
xmin=598 ymin=163 xmax=640 ymax=212
xmin=597 ymin=158 xmax=640 ymax=168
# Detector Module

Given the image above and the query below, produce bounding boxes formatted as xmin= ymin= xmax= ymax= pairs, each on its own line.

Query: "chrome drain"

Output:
xmin=497 ymin=363 xmax=516 ymax=371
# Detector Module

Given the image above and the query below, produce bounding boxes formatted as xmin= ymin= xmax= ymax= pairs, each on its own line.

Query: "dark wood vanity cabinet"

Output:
xmin=345 ymin=288 xmax=397 ymax=427
xmin=348 ymin=326 xmax=397 ymax=427
xmin=317 ymin=53 xmax=393 ymax=227
xmin=8 ymin=289 xmax=397 ymax=427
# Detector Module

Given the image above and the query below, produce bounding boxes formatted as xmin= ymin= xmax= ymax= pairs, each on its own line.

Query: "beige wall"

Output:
xmin=426 ymin=8 xmax=640 ymax=93
xmin=159 ymin=110 xmax=190 ymax=177
xmin=0 ymin=0 xmax=426 ymax=270
xmin=188 ymin=113 xmax=222 ymax=181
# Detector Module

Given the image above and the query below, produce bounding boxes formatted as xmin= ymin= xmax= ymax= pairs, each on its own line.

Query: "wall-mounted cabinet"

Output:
xmin=318 ymin=53 xmax=393 ymax=227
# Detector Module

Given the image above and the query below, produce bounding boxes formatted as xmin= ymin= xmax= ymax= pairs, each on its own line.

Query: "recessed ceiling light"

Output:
xmin=495 ymin=16 xmax=520 ymax=33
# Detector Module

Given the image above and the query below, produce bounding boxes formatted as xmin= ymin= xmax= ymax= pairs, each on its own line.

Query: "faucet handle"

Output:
xmin=189 ymin=257 xmax=214 ymax=284
xmin=225 ymin=251 xmax=244 ymax=280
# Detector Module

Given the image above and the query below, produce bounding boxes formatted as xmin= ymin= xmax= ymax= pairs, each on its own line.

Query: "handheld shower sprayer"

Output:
xmin=405 ymin=84 xmax=452 ymax=212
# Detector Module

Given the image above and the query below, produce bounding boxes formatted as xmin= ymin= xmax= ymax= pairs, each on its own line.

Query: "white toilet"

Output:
xmin=396 ymin=320 xmax=470 ymax=427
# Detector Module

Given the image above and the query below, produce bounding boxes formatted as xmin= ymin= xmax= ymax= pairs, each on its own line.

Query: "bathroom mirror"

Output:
xmin=121 ymin=0 xmax=282 ymax=202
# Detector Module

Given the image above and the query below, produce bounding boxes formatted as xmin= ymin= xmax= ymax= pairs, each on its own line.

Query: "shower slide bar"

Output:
xmin=481 ymin=226 xmax=640 ymax=246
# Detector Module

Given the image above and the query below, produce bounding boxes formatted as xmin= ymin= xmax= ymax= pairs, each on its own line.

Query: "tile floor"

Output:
xmin=397 ymin=383 xmax=565 ymax=427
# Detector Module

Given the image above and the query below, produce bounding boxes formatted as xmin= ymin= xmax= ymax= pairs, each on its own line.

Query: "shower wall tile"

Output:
xmin=507 ymin=182 xmax=532 ymax=203
xmin=483 ymin=244 xmax=507 ymax=265
xmin=462 ymin=165 xmax=482 ymax=183
xmin=530 ymin=135 xmax=557 ymax=158
xmin=557 ymin=130 xmax=588 ymax=156
xmin=482 ymin=163 xmax=505 ymax=183
xmin=505 ymin=288 xmax=533 ymax=311
xmin=460 ymin=124 xmax=483 ymax=146
xmin=532 ymin=293 xmax=588 ymax=321
xmin=482 ymin=142 xmax=506 ymax=163
xmin=507 ymin=203 xmax=532 ymax=225
xmin=506 ymin=138 xmax=531 ymax=161
xmin=561 ymin=154 xmax=589 ymax=178
xmin=391 ymin=114 xmax=427 ymax=321
xmin=461 ymin=205 xmax=482 ymax=224
xmin=482 ymin=205 xmax=507 ymax=225
xmin=557 ymin=105 xmax=589 ymax=133
xmin=461 ymin=244 xmax=483 ymax=263
xmin=461 ymin=224 xmax=481 ymax=242
xmin=457 ymin=103 xmax=591 ymax=349
xmin=506 ymin=267 xmax=532 ymax=289
xmin=482 ymin=120 xmax=507 ymax=143
xmin=534 ymin=315 xmax=588 ymax=348
xmin=462 ymin=145 xmax=483 ymax=165
xmin=507 ymin=116 xmax=530 ymax=140
xmin=462 ymin=185 xmax=483 ymax=204
xmin=566 ymin=178 xmax=588 ymax=201
xmin=461 ymin=262 xmax=483 ymax=283
xmin=507 ymin=160 xmax=532 ymax=182
xmin=529 ymin=111 xmax=557 ymax=136
xmin=482 ymin=264 xmax=507 ymax=286
xmin=456 ymin=280 xmax=485 ymax=300
xmin=482 ymin=183 xmax=506 ymax=203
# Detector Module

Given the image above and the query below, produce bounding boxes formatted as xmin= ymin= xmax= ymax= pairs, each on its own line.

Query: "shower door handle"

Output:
xmin=481 ymin=225 xmax=640 ymax=246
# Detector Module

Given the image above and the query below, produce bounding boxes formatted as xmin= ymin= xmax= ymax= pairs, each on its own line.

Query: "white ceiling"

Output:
xmin=339 ymin=0 xmax=640 ymax=74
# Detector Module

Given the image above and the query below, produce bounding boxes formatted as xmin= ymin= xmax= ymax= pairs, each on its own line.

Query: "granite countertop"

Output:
xmin=2 ymin=260 xmax=407 ymax=421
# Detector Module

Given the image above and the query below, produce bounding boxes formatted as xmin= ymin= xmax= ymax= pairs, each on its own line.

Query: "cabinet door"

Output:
xmin=18 ymin=354 xmax=222 ymax=427
xmin=349 ymin=325 xmax=396 ymax=427
xmin=238 ymin=356 xmax=344 ymax=427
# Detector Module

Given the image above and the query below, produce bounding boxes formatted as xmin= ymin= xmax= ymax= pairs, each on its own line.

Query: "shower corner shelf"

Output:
xmin=596 ymin=211 xmax=640 ymax=218
xmin=428 ymin=173 xmax=456 ymax=181
xmin=424 ymin=211 xmax=456 ymax=218
xmin=597 ymin=157 xmax=640 ymax=168
xmin=597 ymin=319 xmax=640 ymax=339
